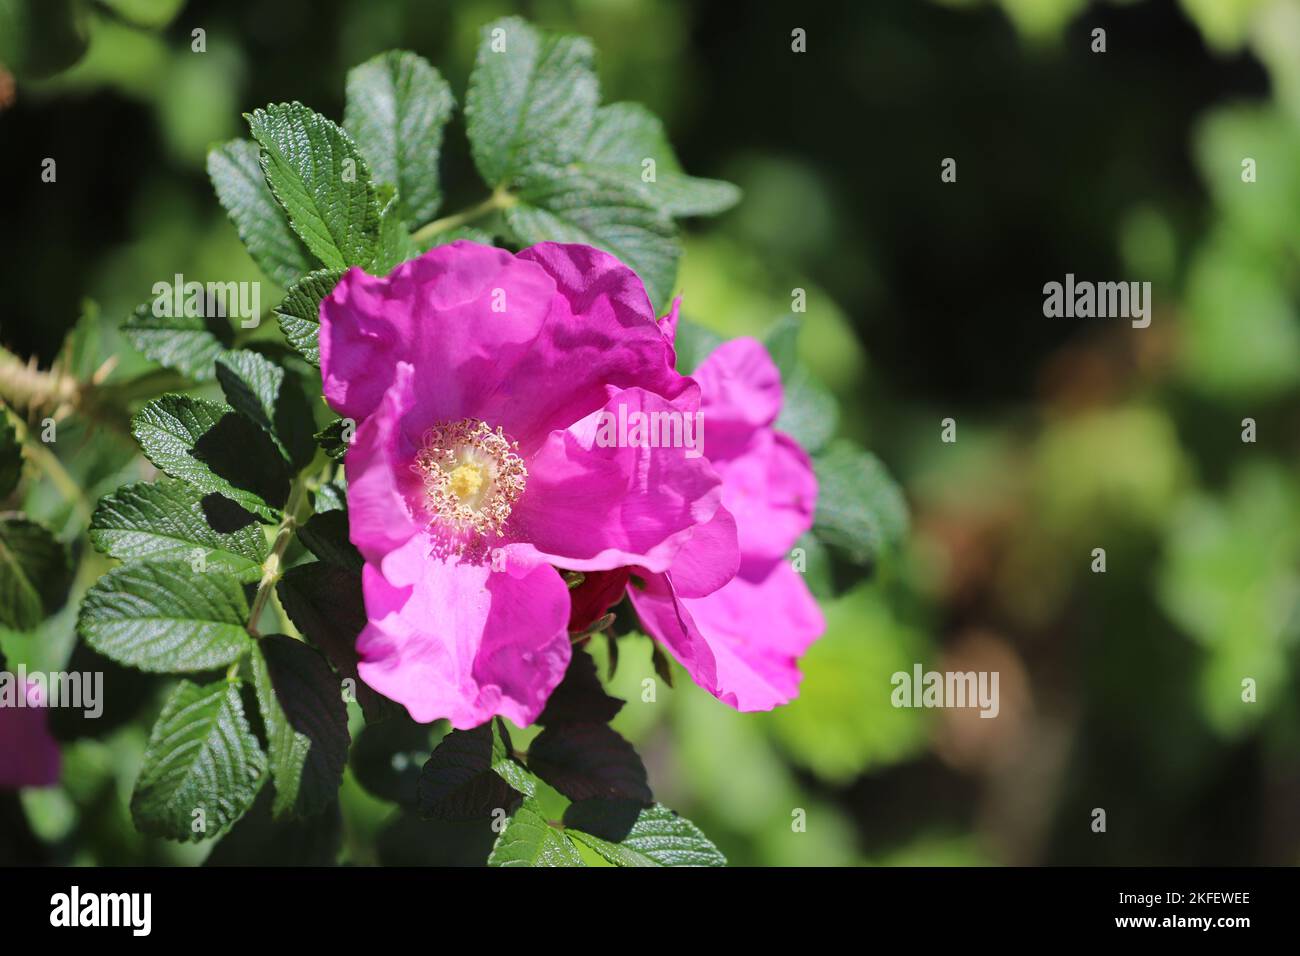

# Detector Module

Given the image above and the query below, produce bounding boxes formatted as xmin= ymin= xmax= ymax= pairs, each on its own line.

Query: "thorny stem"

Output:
xmin=410 ymin=187 xmax=516 ymax=246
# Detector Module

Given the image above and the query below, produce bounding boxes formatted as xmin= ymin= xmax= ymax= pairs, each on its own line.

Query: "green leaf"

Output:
xmin=813 ymin=441 xmax=909 ymax=565
xmin=0 ymin=410 xmax=21 ymax=498
xmin=417 ymin=720 xmax=527 ymax=821
xmin=565 ymin=802 xmax=727 ymax=867
xmin=672 ymin=318 xmax=724 ymax=374
xmin=313 ymin=476 xmax=347 ymax=513
xmin=277 ymin=562 xmax=385 ymax=721
xmin=583 ymin=103 xmax=740 ymax=217
xmin=207 ymin=139 xmax=316 ymax=287
xmin=313 ymin=418 xmax=353 ymax=461
xmin=296 ymin=510 xmax=361 ymax=570
xmin=527 ymin=722 xmax=651 ymax=804
xmin=251 ymin=635 xmax=350 ymax=820
xmin=215 ymin=349 xmax=318 ymax=468
xmin=487 ymin=797 xmax=584 ymax=867
xmin=275 ymin=268 xmax=343 ymax=367
xmin=537 ymin=647 xmax=623 ymax=726
xmin=0 ymin=0 xmax=89 ymax=81
xmin=0 ymin=514 xmax=71 ymax=630
xmin=370 ymin=184 xmax=420 ymax=274
xmin=764 ymin=317 xmax=838 ymax=455
xmin=89 ymin=478 xmax=268 ymax=584
xmin=121 ymin=302 xmax=232 ymax=382
xmin=344 ymin=50 xmax=454 ymax=226
xmin=205 ymin=791 xmax=341 ymax=866
xmin=465 ymin=17 xmax=599 ymax=188
xmin=131 ymin=394 xmax=290 ymax=522
xmin=507 ymin=165 xmax=679 ymax=311
xmin=78 ymin=560 xmax=252 ymax=672
xmin=131 ymin=679 xmax=266 ymax=842
xmin=246 ymin=102 xmax=381 ymax=271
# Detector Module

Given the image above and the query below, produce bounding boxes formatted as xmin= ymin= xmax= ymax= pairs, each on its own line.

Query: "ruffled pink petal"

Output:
xmin=322 ymin=241 xmax=690 ymax=455
xmin=512 ymin=387 xmax=722 ymax=573
xmin=694 ymin=337 xmax=784 ymax=453
xmin=320 ymin=242 xmax=557 ymax=427
xmin=658 ymin=296 xmax=682 ymax=362
xmin=342 ymin=361 xmax=425 ymax=565
xmin=0 ymin=685 xmax=61 ymax=789
xmin=663 ymin=505 xmax=740 ymax=599
xmin=624 ymin=571 xmax=719 ymax=694
xmin=716 ymin=430 xmax=817 ymax=561
xmin=630 ymin=557 xmax=824 ymax=712
xmin=356 ymin=539 xmax=572 ymax=728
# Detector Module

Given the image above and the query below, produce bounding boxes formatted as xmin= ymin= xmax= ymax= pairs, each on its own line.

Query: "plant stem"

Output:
xmin=6 ymin=413 xmax=92 ymax=525
xmin=410 ymin=187 xmax=515 ymax=246
xmin=247 ymin=477 xmax=311 ymax=637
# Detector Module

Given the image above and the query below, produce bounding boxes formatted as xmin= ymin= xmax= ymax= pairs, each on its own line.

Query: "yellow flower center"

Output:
xmin=411 ymin=419 xmax=527 ymax=539
xmin=449 ymin=463 xmax=485 ymax=502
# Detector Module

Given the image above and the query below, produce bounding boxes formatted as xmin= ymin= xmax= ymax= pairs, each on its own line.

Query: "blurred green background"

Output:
xmin=2 ymin=0 xmax=1299 ymax=865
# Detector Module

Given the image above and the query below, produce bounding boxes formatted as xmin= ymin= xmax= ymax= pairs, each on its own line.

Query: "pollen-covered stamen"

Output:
xmin=411 ymin=418 xmax=527 ymax=537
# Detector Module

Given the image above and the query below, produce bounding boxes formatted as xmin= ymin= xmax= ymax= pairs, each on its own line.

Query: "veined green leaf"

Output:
xmin=207 ymin=139 xmax=316 ymax=287
xmin=275 ymin=268 xmax=343 ymax=367
xmin=487 ymin=797 xmax=584 ymax=867
xmin=246 ymin=102 xmax=381 ymax=271
xmin=89 ymin=478 xmax=268 ymax=583
xmin=583 ymin=103 xmax=740 ymax=217
xmin=813 ymin=441 xmax=909 ymax=565
xmin=0 ymin=514 xmax=71 ymax=631
xmin=565 ymin=802 xmax=727 ymax=867
xmin=507 ymin=165 xmax=679 ymax=311
xmin=122 ymin=302 xmax=232 ymax=383
xmin=131 ymin=679 xmax=266 ymax=841
xmin=131 ymin=394 xmax=289 ymax=522
xmin=416 ymin=719 xmax=527 ymax=821
xmin=215 ymin=350 xmax=317 ymax=469
xmin=344 ymin=50 xmax=453 ymax=225
xmin=78 ymin=560 xmax=252 ymax=672
xmin=465 ymin=17 xmax=598 ymax=188
xmin=251 ymin=635 xmax=350 ymax=820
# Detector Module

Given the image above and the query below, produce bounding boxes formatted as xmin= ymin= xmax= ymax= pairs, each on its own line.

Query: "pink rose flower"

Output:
xmin=628 ymin=334 xmax=825 ymax=710
xmin=0 ymin=681 xmax=61 ymax=790
xmin=320 ymin=241 xmax=729 ymax=728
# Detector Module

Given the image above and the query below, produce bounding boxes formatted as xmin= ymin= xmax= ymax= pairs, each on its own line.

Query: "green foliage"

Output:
xmin=122 ymin=303 xmax=232 ymax=382
xmin=131 ymin=679 xmax=267 ymax=841
xmin=89 ymin=478 xmax=268 ymax=583
xmin=506 ymin=167 xmax=680 ymax=310
xmin=215 ymin=350 xmax=317 ymax=469
xmin=465 ymin=17 xmax=599 ymax=189
xmin=583 ymin=103 xmax=740 ymax=217
xmin=812 ymin=441 xmax=909 ymax=567
xmin=78 ymin=560 xmax=252 ymax=672
xmin=0 ymin=513 xmax=71 ymax=630
xmin=56 ymin=18 xmax=779 ymax=862
xmin=486 ymin=798 xmax=586 ymax=867
xmin=131 ymin=395 xmax=290 ymax=521
xmin=246 ymin=103 xmax=381 ymax=271
xmin=344 ymin=50 xmax=454 ymax=226
xmin=275 ymin=269 xmax=344 ymax=367
xmin=565 ymin=802 xmax=728 ymax=866
xmin=207 ymin=139 xmax=315 ymax=288
xmin=416 ymin=720 xmax=527 ymax=821
xmin=251 ymin=636 xmax=350 ymax=820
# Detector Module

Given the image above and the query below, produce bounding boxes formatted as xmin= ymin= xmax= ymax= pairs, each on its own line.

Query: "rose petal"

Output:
xmin=356 ymin=545 xmax=571 ymax=729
